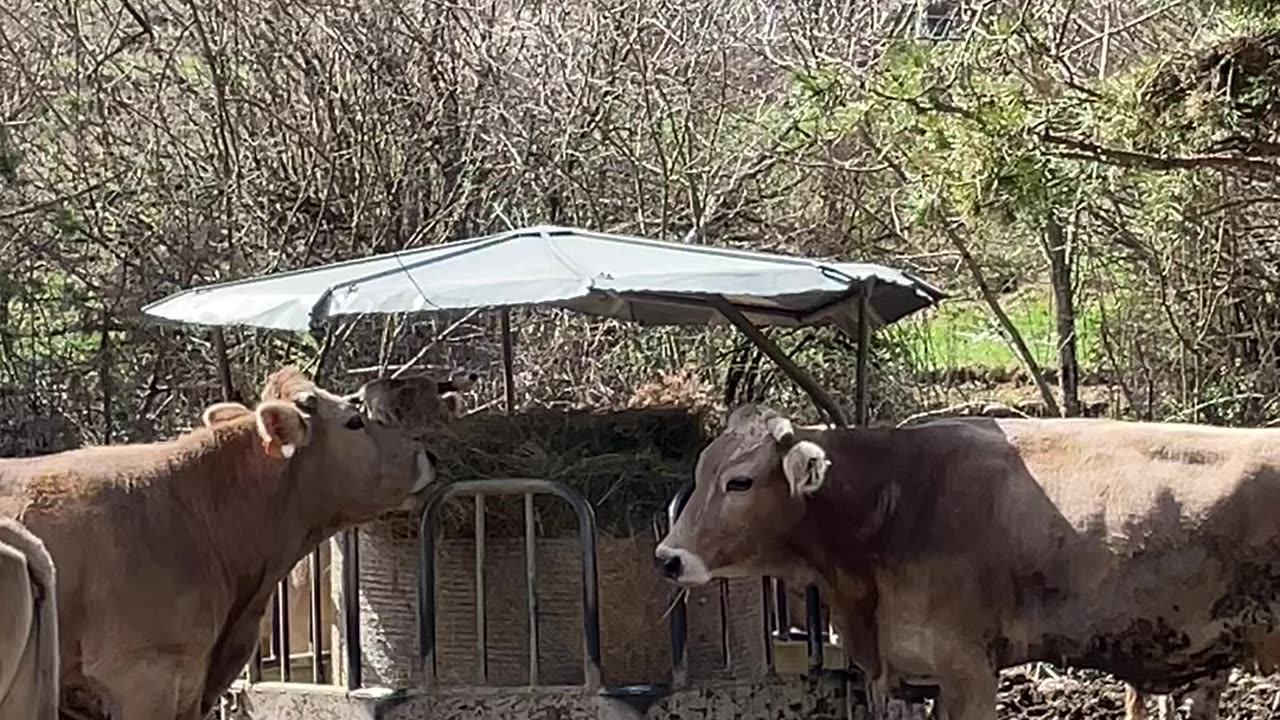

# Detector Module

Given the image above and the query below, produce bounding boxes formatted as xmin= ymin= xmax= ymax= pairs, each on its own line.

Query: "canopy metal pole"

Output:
xmin=855 ymin=281 xmax=874 ymax=426
xmin=707 ymin=295 xmax=849 ymax=428
xmin=500 ymin=308 xmax=516 ymax=413
xmin=500 ymin=307 xmax=541 ymax=685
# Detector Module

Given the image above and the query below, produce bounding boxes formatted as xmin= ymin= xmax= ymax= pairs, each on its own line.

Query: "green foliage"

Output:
xmin=893 ymin=288 xmax=1102 ymax=373
xmin=5 ymin=270 xmax=105 ymax=364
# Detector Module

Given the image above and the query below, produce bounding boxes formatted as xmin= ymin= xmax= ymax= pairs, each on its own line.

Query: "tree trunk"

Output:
xmin=1045 ymin=214 xmax=1081 ymax=417
xmin=941 ymin=222 xmax=1062 ymax=417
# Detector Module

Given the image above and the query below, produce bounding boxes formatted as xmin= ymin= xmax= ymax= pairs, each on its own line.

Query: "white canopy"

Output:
xmin=142 ymin=225 xmax=944 ymax=333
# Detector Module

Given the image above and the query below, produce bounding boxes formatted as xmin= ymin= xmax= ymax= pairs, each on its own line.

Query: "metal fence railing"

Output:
xmin=248 ymin=543 xmax=331 ymax=686
xmin=415 ymin=478 xmax=603 ymax=690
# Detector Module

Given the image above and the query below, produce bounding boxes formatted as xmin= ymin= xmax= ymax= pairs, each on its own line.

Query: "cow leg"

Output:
xmin=1125 ymin=685 xmax=1148 ymax=720
xmin=1181 ymin=671 xmax=1229 ymax=720
xmin=933 ymin=668 xmax=998 ymax=720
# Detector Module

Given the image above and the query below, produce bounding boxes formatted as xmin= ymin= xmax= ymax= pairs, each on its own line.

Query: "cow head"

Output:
xmin=202 ymin=368 xmax=439 ymax=520
xmin=347 ymin=371 xmax=478 ymax=431
xmin=655 ymin=404 xmax=830 ymax=586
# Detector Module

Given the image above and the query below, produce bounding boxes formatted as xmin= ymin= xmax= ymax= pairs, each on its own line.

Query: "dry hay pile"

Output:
xmin=996 ymin=665 xmax=1280 ymax=720
xmin=408 ymin=406 xmax=708 ymax=540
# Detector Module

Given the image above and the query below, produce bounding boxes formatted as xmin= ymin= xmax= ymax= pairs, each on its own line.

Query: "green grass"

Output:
xmin=895 ymin=286 xmax=1104 ymax=374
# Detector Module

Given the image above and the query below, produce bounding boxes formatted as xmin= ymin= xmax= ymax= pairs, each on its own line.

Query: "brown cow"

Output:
xmin=0 ymin=517 xmax=59 ymax=720
xmin=0 ymin=368 xmax=438 ymax=720
xmin=246 ymin=370 xmax=477 ymax=670
xmin=656 ymin=405 xmax=1280 ymax=720
xmin=350 ymin=371 xmax=477 ymax=429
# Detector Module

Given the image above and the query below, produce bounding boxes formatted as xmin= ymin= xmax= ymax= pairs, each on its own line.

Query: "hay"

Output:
xmin=414 ymin=407 xmax=707 ymax=539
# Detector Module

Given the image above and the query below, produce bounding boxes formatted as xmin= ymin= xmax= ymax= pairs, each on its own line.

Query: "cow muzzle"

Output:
xmin=654 ymin=544 xmax=711 ymax=586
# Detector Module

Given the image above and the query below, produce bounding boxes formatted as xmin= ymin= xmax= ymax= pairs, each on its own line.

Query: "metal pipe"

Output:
xmin=420 ymin=479 xmax=602 ymax=689
xmin=855 ymin=281 xmax=874 ymax=427
xmin=707 ymin=294 xmax=848 ymax=427
xmin=524 ymin=493 xmax=540 ymax=686
xmin=773 ymin=578 xmax=789 ymax=639
xmin=761 ymin=577 xmax=775 ymax=674
xmin=249 ymin=642 xmax=263 ymax=683
xmin=268 ymin=591 xmax=281 ymax=663
xmin=474 ymin=494 xmax=489 ymax=684
xmin=805 ymin=585 xmax=824 ymax=675
xmin=277 ymin=577 xmax=292 ymax=681
xmin=666 ymin=481 xmax=693 ymax=688
xmin=501 ymin=308 xmax=516 ymax=413
xmin=309 ymin=545 xmax=326 ymax=683
xmin=718 ymin=579 xmax=731 ymax=668
xmin=342 ymin=528 xmax=362 ymax=690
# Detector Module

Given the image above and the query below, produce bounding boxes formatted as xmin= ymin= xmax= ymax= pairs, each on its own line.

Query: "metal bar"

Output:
xmin=268 ymin=591 xmax=281 ymax=663
xmin=805 ymin=585 xmax=823 ymax=675
xmin=420 ymin=479 xmax=602 ymax=689
xmin=667 ymin=481 xmax=693 ymax=689
xmin=342 ymin=527 xmax=362 ymax=690
xmin=774 ymin=578 xmax=789 ymax=639
xmin=524 ymin=494 xmax=540 ymax=685
xmin=474 ymin=494 xmax=489 ymax=684
xmin=309 ymin=545 xmax=326 ymax=684
xmin=855 ymin=281 xmax=874 ymax=427
xmin=277 ymin=577 xmax=292 ymax=681
xmin=501 ymin=308 xmax=516 ymax=413
xmin=719 ymin=579 xmax=731 ymax=668
xmin=248 ymin=641 xmax=263 ymax=683
xmin=277 ymin=573 xmax=293 ymax=676
xmin=707 ymin=294 xmax=849 ymax=427
xmin=761 ymin=577 xmax=775 ymax=674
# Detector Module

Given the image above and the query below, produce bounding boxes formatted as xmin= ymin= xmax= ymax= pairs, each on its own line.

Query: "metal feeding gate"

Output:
xmin=416 ymin=478 xmax=603 ymax=690
xmin=146 ymin=224 xmax=946 ymax=720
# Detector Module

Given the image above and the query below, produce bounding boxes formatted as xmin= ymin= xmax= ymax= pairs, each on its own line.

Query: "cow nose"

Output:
xmin=654 ymin=548 xmax=684 ymax=579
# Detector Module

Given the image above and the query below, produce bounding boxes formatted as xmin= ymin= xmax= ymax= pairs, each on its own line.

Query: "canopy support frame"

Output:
xmin=706 ymin=294 xmax=849 ymax=428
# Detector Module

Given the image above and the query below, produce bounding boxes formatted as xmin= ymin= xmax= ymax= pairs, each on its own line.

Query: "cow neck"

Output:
xmin=792 ymin=426 xmax=903 ymax=570
xmin=185 ymin=419 xmax=323 ymax=602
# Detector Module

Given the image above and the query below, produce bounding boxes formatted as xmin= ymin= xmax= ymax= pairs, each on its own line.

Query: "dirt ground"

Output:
xmin=997 ymin=665 xmax=1280 ymax=720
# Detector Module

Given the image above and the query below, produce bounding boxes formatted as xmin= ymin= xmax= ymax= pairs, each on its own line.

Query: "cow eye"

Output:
xmin=725 ymin=477 xmax=753 ymax=492
xmin=345 ymin=415 xmax=365 ymax=430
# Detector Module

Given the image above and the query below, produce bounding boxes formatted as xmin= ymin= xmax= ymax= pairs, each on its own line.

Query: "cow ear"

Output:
xmin=255 ymin=400 xmax=310 ymax=459
xmin=202 ymin=402 xmax=252 ymax=427
xmin=766 ymin=416 xmax=796 ymax=451
xmin=782 ymin=441 xmax=830 ymax=497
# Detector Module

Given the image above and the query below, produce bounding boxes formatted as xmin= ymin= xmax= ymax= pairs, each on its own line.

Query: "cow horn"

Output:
xmin=293 ymin=391 xmax=319 ymax=414
xmin=766 ymin=416 xmax=796 ymax=449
